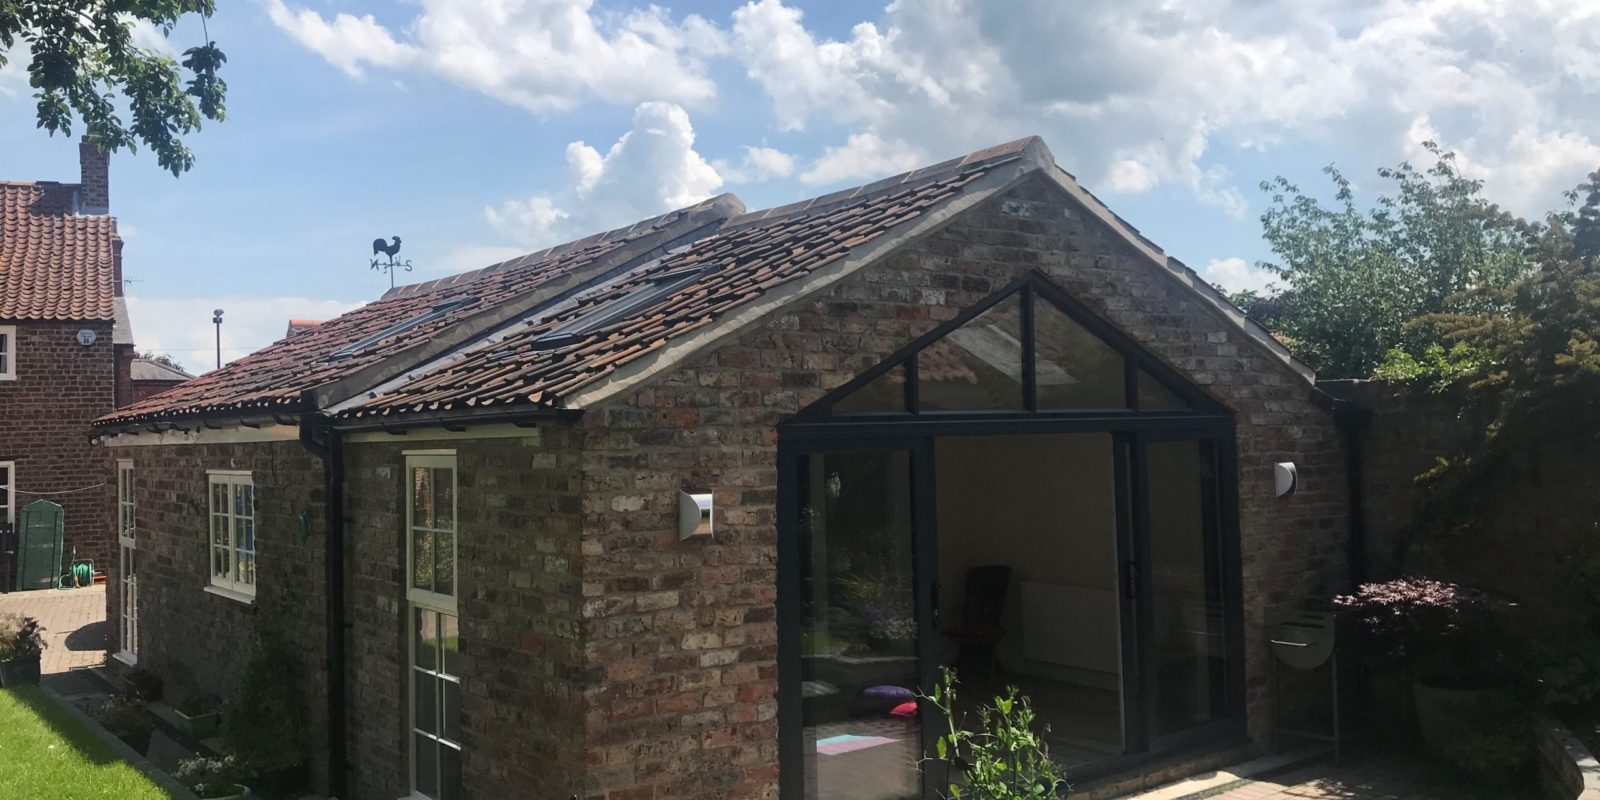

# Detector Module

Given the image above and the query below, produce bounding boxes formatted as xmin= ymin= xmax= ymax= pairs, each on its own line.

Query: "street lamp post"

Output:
xmin=212 ymin=308 xmax=224 ymax=369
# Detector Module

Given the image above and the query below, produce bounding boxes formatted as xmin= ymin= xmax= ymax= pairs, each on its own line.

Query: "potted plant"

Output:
xmin=920 ymin=667 xmax=1070 ymax=798
xmin=1335 ymin=577 xmax=1521 ymax=766
xmin=175 ymin=692 xmax=223 ymax=739
xmin=123 ymin=665 xmax=164 ymax=701
xmin=175 ymin=754 xmax=252 ymax=800
xmin=0 ymin=613 xmax=46 ymax=687
xmin=94 ymin=695 xmax=155 ymax=754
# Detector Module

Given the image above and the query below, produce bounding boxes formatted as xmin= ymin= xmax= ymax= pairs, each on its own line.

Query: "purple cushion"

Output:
xmin=860 ymin=685 xmax=916 ymax=711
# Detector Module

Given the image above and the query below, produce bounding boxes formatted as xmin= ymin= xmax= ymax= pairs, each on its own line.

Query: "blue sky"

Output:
xmin=3 ymin=0 xmax=1596 ymax=372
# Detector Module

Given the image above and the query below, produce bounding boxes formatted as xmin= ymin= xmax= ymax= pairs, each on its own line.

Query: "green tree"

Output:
xmin=1255 ymin=142 xmax=1530 ymax=378
xmin=0 ymin=1 xmax=227 ymax=175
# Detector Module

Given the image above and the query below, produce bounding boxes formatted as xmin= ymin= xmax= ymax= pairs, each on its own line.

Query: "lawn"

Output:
xmin=0 ymin=686 xmax=179 ymax=799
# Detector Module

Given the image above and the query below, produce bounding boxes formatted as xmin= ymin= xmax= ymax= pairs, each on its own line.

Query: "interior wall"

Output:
xmin=934 ymin=433 xmax=1119 ymax=685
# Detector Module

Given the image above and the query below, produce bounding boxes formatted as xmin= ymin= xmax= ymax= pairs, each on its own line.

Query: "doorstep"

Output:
xmin=1119 ymin=745 xmax=1332 ymax=800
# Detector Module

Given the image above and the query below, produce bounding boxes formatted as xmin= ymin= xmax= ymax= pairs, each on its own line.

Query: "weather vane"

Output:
xmin=369 ymin=235 xmax=413 ymax=288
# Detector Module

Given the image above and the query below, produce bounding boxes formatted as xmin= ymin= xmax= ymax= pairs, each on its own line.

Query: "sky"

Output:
xmin=2 ymin=0 xmax=1597 ymax=373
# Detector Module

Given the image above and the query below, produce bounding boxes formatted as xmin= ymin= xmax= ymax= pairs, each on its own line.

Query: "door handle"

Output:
xmin=931 ymin=582 xmax=939 ymax=625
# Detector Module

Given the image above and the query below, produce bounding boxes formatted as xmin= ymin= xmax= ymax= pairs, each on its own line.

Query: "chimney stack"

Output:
xmin=79 ymin=138 xmax=109 ymax=214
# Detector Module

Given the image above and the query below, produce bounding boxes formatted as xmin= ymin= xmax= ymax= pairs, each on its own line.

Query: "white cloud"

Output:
xmin=266 ymin=0 xmax=720 ymax=111
xmin=1202 ymin=257 xmax=1276 ymax=296
xmin=727 ymin=0 xmax=1600 ymax=217
xmin=128 ymin=295 xmax=362 ymax=374
xmin=801 ymin=132 xmax=926 ymax=186
xmin=714 ymin=146 xmax=796 ymax=184
xmin=487 ymin=101 xmax=723 ymax=247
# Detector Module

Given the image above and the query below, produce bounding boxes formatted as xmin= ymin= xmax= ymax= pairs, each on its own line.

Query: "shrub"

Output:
xmin=222 ymin=636 xmax=304 ymax=774
xmin=1334 ymin=577 xmax=1518 ymax=688
xmin=0 ymin=613 xmax=46 ymax=662
xmin=175 ymin=755 xmax=251 ymax=798
xmin=921 ymin=667 xmax=1069 ymax=799
xmin=93 ymin=695 xmax=152 ymax=737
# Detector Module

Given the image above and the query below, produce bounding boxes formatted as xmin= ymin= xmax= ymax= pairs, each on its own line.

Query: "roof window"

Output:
xmin=533 ymin=267 xmax=705 ymax=349
xmin=329 ymin=299 xmax=472 ymax=361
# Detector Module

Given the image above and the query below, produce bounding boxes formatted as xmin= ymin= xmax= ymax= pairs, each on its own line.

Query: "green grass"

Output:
xmin=0 ymin=687 xmax=179 ymax=799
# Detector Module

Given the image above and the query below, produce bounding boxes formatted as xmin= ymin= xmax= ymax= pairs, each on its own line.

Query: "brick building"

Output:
xmin=93 ymin=138 xmax=1358 ymax=800
xmin=1 ymin=141 xmax=135 ymax=578
xmin=129 ymin=356 xmax=193 ymax=404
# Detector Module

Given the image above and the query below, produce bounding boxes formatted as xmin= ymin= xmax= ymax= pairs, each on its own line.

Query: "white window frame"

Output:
xmin=206 ymin=470 xmax=256 ymax=601
xmin=0 ymin=324 xmax=15 ymax=380
xmin=116 ymin=460 xmax=137 ymax=663
xmin=405 ymin=452 xmax=458 ymax=613
xmin=0 ymin=461 xmax=13 ymax=525
xmin=405 ymin=451 xmax=460 ymax=800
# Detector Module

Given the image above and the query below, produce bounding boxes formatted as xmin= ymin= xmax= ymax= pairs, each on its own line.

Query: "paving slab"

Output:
xmin=0 ymin=584 xmax=107 ymax=673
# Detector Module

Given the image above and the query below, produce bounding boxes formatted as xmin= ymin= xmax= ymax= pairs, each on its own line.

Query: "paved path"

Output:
xmin=1201 ymin=755 xmax=1514 ymax=800
xmin=0 ymin=585 xmax=107 ymax=673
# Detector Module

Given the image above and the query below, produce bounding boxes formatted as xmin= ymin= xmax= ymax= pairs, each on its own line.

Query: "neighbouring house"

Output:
xmin=1 ymin=140 xmax=135 ymax=582
xmin=91 ymin=138 xmax=1360 ymax=800
xmin=130 ymin=356 xmax=194 ymax=404
xmin=285 ymin=318 xmax=324 ymax=339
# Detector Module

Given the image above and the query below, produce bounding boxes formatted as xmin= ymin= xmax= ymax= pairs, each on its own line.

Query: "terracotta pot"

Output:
xmin=0 ymin=656 xmax=41 ymax=687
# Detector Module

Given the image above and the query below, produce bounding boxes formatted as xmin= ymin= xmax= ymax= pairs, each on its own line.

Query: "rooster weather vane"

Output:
xmin=369 ymin=236 xmax=413 ymax=288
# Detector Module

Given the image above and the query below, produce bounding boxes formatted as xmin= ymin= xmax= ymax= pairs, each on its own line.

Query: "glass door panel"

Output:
xmin=932 ymin=434 xmax=1128 ymax=770
xmin=798 ymin=449 xmax=923 ymax=800
xmin=1144 ymin=440 xmax=1230 ymax=739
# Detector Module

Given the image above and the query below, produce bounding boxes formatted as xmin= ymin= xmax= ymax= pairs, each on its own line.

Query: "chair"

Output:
xmin=941 ymin=565 xmax=1012 ymax=677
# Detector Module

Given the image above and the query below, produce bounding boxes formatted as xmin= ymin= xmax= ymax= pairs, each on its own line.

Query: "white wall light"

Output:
xmin=678 ymin=490 xmax=714 ymax=540
xmin=1274 ymin=462 xmax=1299 ymax=497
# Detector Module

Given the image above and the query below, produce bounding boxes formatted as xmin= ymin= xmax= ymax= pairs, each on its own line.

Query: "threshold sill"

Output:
xmin=112 ymin=651 xmax=137 ymax=667
xmin=202 ymin=585 xmax=255 ymax=605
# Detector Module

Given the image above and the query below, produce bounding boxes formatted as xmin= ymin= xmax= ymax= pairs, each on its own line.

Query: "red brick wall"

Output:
xmin=104 ymin=440 xmax=331 ymax=786
xmin=573 ymin=175 xmax=1350 ymax=799
xmin=344 ymin=431 xmax=587 ymax=800
xmin=130 ymin=379 xmax=186 ymax=405
xmin=0 ymin=319 xmax=119 ymax=571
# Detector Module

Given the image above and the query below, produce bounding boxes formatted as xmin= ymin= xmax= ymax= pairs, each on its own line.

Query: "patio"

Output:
xmin=0 ymin=585 xmax=107 ymax=674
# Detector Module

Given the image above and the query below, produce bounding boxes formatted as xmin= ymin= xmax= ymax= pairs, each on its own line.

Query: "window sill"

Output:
xmin=112 ymin=651 xmax=137 ymax=667
xmin=203 ymin=585 xmax=255 ymax=605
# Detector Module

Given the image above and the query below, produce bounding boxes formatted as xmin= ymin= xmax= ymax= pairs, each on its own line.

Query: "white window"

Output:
xmin=406 ymin=451 xmax=459 ymax=800
xmin=0 ymin=462 xmax=13 ymax=524
xmin=0 ymin=325 xmax=14 ymax=380
xmin=117 ymin=460 xmax=137 ymax=661
xmin=206 ymin=471 xmax=255 ymax=599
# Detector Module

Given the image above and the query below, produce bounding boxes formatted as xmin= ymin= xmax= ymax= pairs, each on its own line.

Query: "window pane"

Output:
xmin=918 ymin=295 xmax=1025 ymax=411
xmin=832 ymin=365 xmax=907 ymax=414
xmin=1035 ymin=299 xmax=1126 ymax=408
xmin=432 ymin=469 xmax=454 ymax=530
xmin=440 ymin=614 xmax=461 ymax=676
xmin=213 ymin=547 xmax=230 ymax=580
xmin=434 ymin=531 xmax=454 ymax=598
xmin=414 ymin=673 xmax=439 ymax=734
xmin=211 ymin=482 xmax=225 ymax=514
xmin=414 ymin=608 xmax=437 ymax=671
xmin=413 ymin=734 xmax=439 ymax=800
xmin=413 ymin=468 xmax=434 ymax=530
xmin=1138 ymin=369 xmax=1190 ymax=411
xmin=239 ymin=552 xmax=255 ymax=587
xmin=442 ymin=679 xmax=461 ymax=743
xmin=413 ymin=528 xmax=435 ymax=593
xmin=440 ymin=743 xmax=462 ymax=800
xmin=241 ymin=483 xmax=254 ymax=519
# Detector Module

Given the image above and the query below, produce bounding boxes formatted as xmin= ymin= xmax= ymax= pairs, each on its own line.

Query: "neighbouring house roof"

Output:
xmin=284 ymin=319 xmax=324 ymax=339
xmin=131 ymin=357 xmax=194 ymax=382
xmin=94 ymin=136 xmax=1314 ymax=432
xmin=0 ymin=181 xmax=120 ymax=321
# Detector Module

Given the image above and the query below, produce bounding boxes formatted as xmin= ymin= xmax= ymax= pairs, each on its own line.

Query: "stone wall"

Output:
xmin=343 ymin=429 xmax=587 ymax=800
xmin=574 ymin=173 xmax=1350 ymax=799
xmin=105 ymin=439 xmax=331 ymax=784
xmin=0 ymin=319 xmax=119 ymax=569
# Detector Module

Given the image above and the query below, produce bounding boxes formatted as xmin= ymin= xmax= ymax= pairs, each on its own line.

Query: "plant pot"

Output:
xmin=176 ymin=708 xmax=221 ymax=739
xmin=194 ymin=784 xmax=249 ymax=800
xmin=0 ymin=656 xmax=41 ymax=687
xmin=123 ymin=672 xmax=163 ymax=701
xmin=115 ymin=727 xmax=153 ymax=755
xmin=1413 ymin=680 xmax=1494 ymax=762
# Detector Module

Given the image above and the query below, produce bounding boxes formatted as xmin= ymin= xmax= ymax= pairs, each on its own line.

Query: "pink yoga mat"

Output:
xmin=816 ymin=734 xmax=898 ymax=756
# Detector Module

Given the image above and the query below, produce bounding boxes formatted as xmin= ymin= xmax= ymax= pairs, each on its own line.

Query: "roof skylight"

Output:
xmin=533 ymin=267 xmax=705 ymax=349
xmin=328 ymin=299 xmax=472 ymax=361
